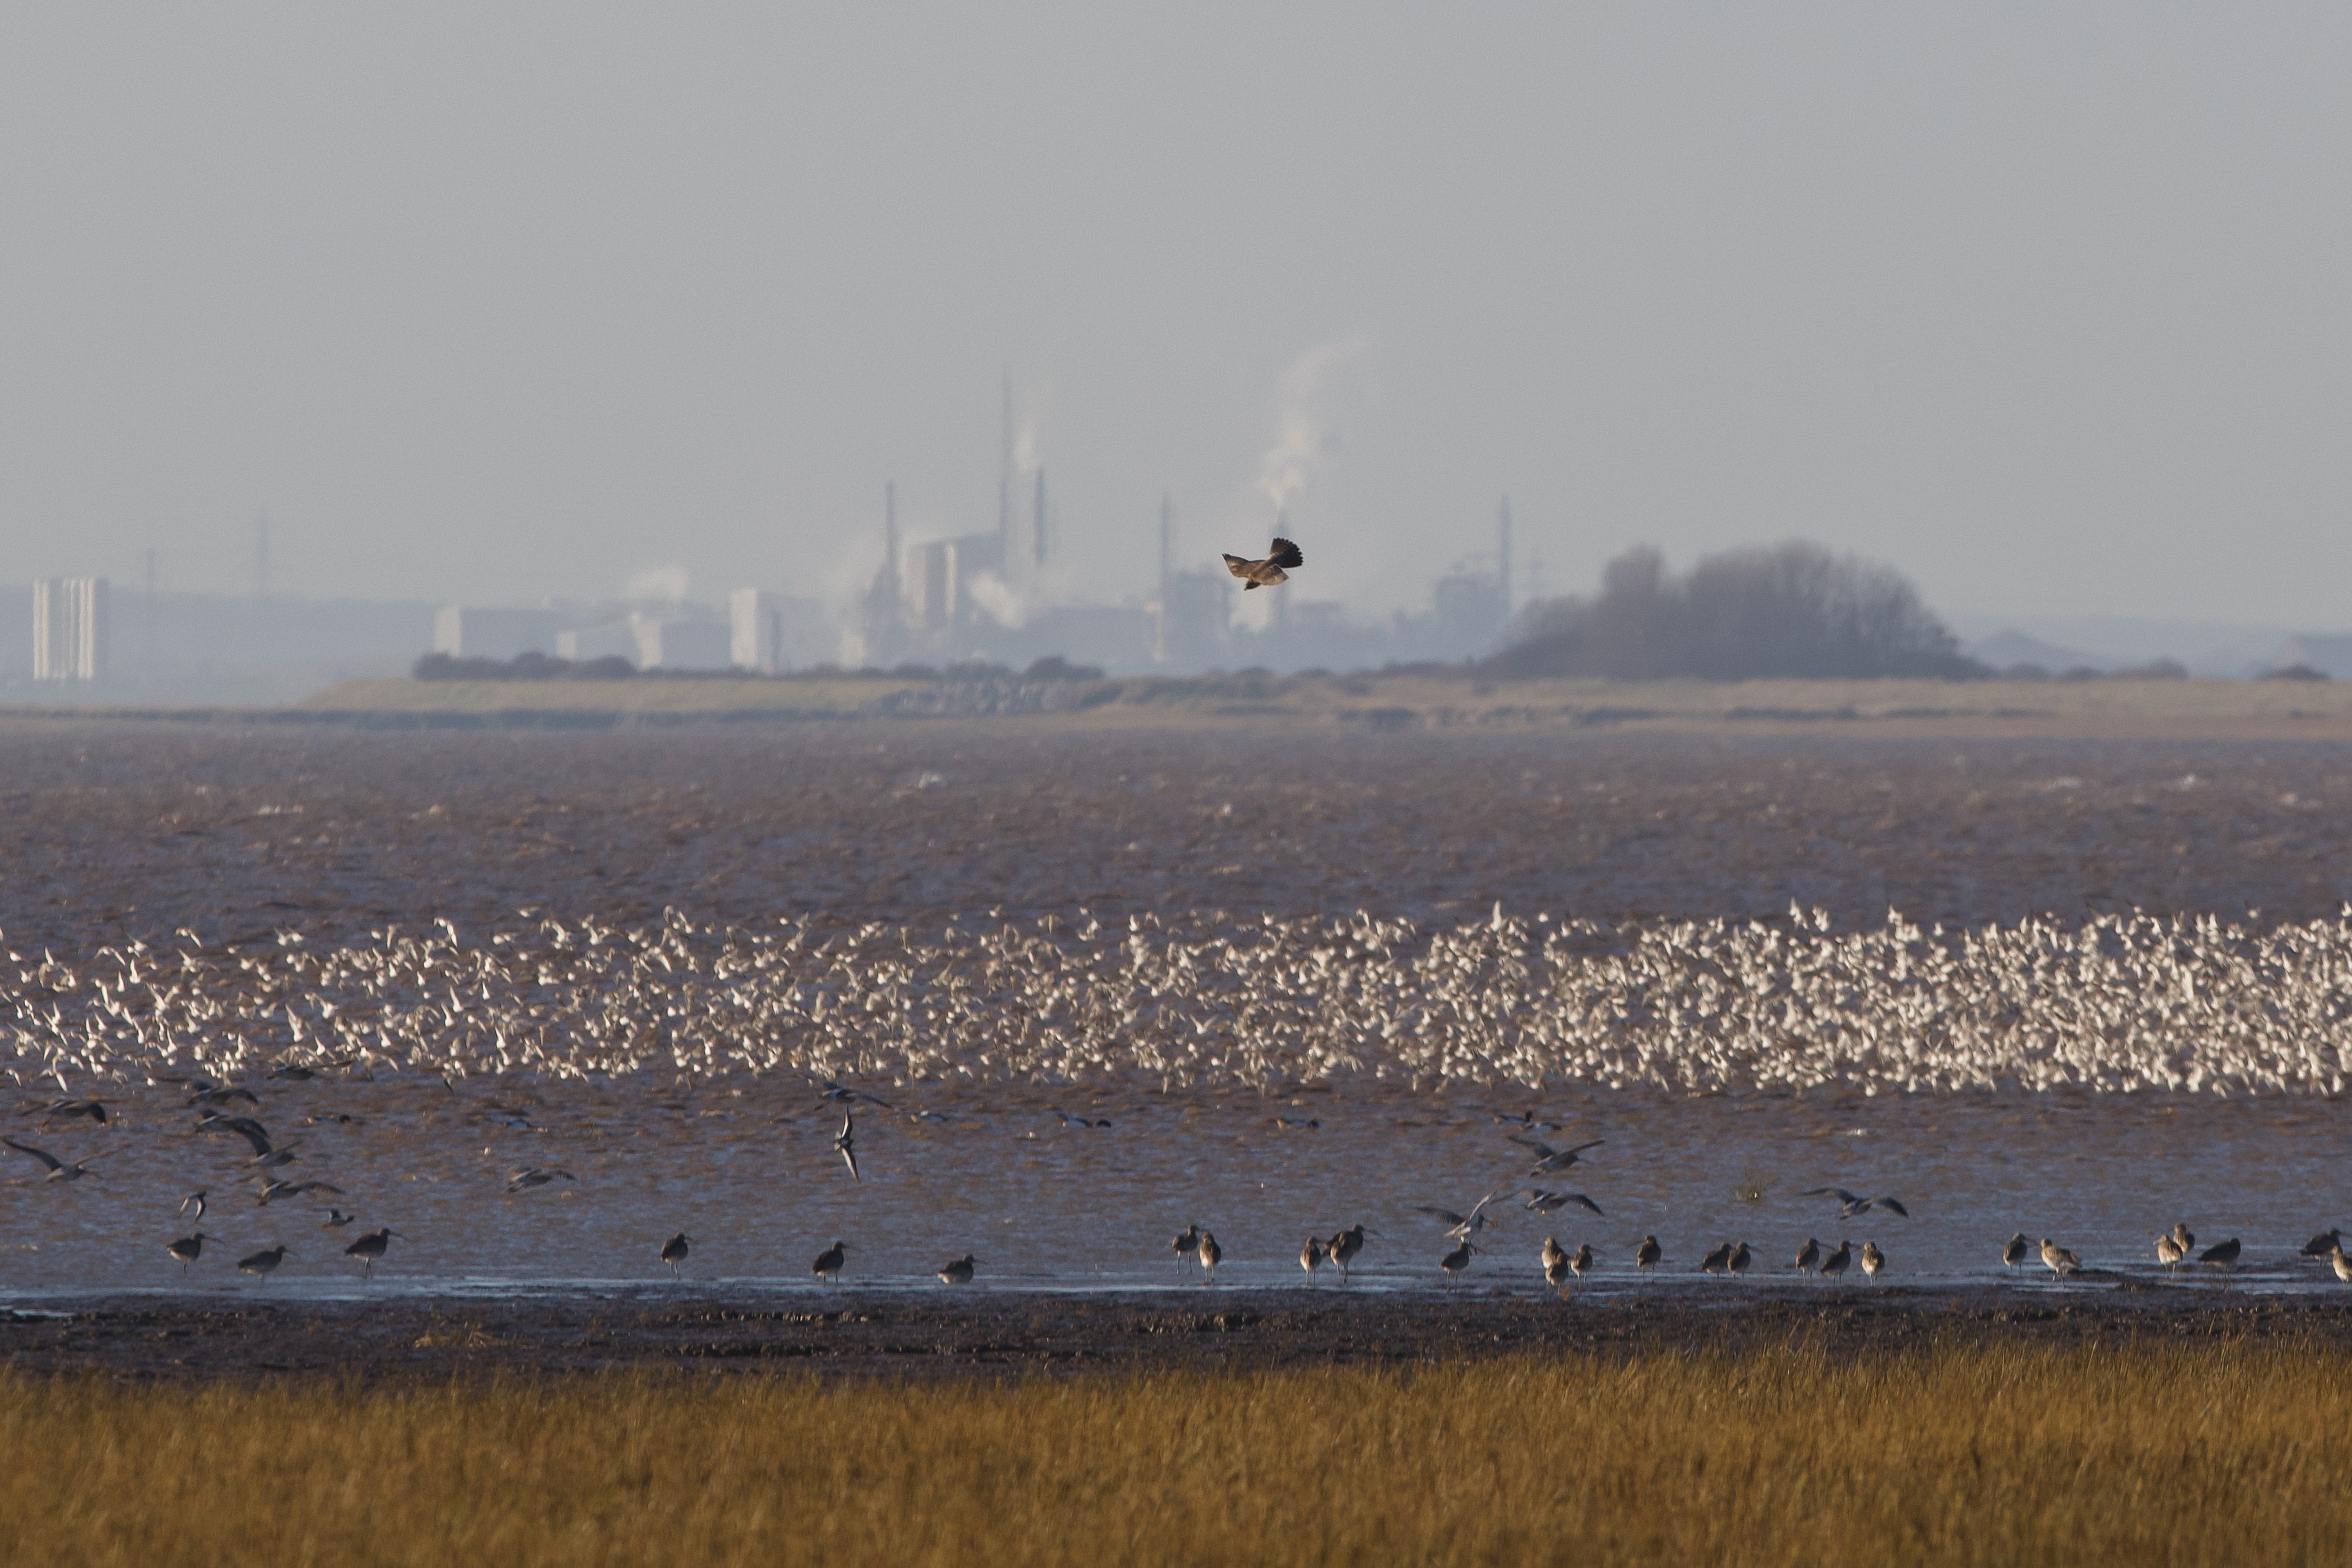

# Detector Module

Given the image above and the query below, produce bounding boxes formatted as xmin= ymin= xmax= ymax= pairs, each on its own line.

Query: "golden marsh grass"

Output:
xmin=7 ymin=1340 xmax=2351 ymax=1565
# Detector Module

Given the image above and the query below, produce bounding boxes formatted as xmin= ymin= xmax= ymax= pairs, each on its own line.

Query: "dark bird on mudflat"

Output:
xmin=1222 ymin=537 xmax=1304 ymax=590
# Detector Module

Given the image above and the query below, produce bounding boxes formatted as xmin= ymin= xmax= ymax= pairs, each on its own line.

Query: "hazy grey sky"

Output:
xmin=5 ymin=7 xmax=2349 ymax=625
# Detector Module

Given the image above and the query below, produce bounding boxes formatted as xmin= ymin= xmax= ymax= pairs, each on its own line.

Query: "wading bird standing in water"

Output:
xmin=1222 ymin=537 xmax=1304 ymax=590
xmin=661 ymin=1232 xmax=691 ymax=1278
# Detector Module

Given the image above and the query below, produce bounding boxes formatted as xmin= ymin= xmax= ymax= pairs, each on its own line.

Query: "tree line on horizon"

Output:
xmin=1489 ymin=540 xmax=1986 ymax=681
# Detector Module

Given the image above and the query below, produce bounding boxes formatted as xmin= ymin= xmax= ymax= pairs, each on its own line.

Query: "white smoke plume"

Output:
xmin=1256 ymin=336 xmax=1366 ymax=515
xmin=626 ymin=564 xmax=690 ymax=604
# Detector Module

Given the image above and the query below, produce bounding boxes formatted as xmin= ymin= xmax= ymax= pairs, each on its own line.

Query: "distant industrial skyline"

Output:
xmin=7 ymin=10 xmax=2352 ymax=626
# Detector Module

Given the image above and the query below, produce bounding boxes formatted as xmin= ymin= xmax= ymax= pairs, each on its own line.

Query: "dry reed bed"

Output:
xmin=5 ymin=1342 xmax=2349 ymax=1565
xmin=8 ymin=905 xmax=2352 ymax=1094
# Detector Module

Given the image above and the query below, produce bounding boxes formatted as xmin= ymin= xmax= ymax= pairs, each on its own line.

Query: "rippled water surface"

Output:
xmin=2 ymin=720 xmax=2349 ymax=1298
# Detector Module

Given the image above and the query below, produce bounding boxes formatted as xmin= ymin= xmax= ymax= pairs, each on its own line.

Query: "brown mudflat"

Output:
xmin=10 ymin=1287 xmax=2351 ymax=1384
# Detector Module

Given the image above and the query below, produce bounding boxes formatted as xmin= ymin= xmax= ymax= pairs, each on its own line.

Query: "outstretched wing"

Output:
xmin=1877 ymin=1197 xmax=1910 ymax=1218
xmin=2 ymin=1137 xmax=62 ymax=1172
xmin=1222 ymin=554 xmax=1254 ymax=579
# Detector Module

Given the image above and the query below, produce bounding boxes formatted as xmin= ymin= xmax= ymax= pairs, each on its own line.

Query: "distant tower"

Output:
xmin=1033 ymin=469 xmax=1047 ymax=570
xmin=1497 ymin=497 xmax=1513 ymax=616
xmin=1158 ymin=494 xmax=1173 ymax=603
xmin=997 ymin=375 xmax=1014 ymax=564
xmin=254 ymin=514 xmax=270 ymax=599
xmin=884 ymin=481 xmax=900 ymax=605
xmin=143 ymin=549 xmax=157 ymax=681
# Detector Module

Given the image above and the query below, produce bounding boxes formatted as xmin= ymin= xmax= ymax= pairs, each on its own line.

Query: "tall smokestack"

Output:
xmin=1159 ymin=494 xmax=1173 ymax=602
xmin=1033 ymin=468 xmax=1047 ymax=570
xmin=884 ymin=481 xmax=901 ymax=607
xmin=997 ymin=376 xmax=1013 ymax=563
xmin=1497 ymin=496 xmax=1513 ymax=616
xmin=254 ymin=514 xmax=270 ymax=600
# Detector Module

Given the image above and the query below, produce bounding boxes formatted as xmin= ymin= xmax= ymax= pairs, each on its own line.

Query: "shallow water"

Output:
xmin=2 ymin=720 xmax=2349 ymax=1300
xmin=3 ymin=1078 xmax=2345 ymax=1302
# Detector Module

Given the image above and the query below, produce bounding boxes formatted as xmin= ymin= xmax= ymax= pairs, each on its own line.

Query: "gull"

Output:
xmin=167 ymin=1232 xmax=215 ymax=1273
xmin=258 ymin=1178 xmax=344 ymax=1205
xmin=1700 ymin=1242 xmax=1733 ymax=1276
xmin=2197 ymin=1237 xmax=2240 ymax=1287
xmin=1524 ymin=1189 xmax=1604 ymax=1218
xmin=834 ymin=1112 xmax=861 ymax=1183
xmin=1635 ymin=1236 xmax=1662 ymax=1276
xmin=1819 ymin=1240 xmax=1853 ymax=1283
xmin=179 ymin=1191 xmax=209 ymax=1222
xmin=938 ymin=1254 xmax=975 ymax=1285
xmin=2155 ymin=1233 xmax=2186 ymax=1275
xmin=323 ymin=1208 xmax=357 ymax=1228
xmin=2039 ymin=1238 xmax=2081 ymax=1280
xmin=813 ymin=1240 xmax=848 ymax=1283
xmin=2 ymin=1136 xmax=109 ymax=1182
xmin=1508 ymin=1136 xmax=1604 ymax=1176
xmin=1439 ymin=1238 xmax=1477 ymax=1284
xmin=1800 ymin=1187 xmax=1910 ymax=1219
xmin=2002 ymin=1233 xmax=2029 ymax=1270
xmin=2298 ymin=1228 xmax=2342 ymax=1261
xmin=661 ymin=1233 xmax=691 ymax=1278
xmin=343 ymin=1228 xmax=400 ymax=1276
xmin=1172 ymin=1223 xmax=1202 ymax=1271
xmin=1860 ymin=1241 xmax=1886 ymax=1280
xmin=506 ymin=1167 xmax=576 ymax=1193
xmin=1222 ymin=536 xmax=1304 ymax=590
xmin=1197 ymin=1230 xmax=1222 ymax=1285
xmin=1328 ymin=1224 xmax=1370 ymax=1280
xmin=238 ymin=1243 xmax=290 ymax=1280
xmin=1793 ymin=1238 xmax=1821 ymax=1274
xmin=1299 ymin=1236 xmax=1327 ymax=1281
xmin=1417 ymin=1189 xmax=1509 ymax=1239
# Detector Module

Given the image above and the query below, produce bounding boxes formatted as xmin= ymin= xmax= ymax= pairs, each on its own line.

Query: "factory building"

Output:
xmin=32 ymin=577 xmax=108 ymax=681
xmin=432 ymin=605 xmax=566 ymax=660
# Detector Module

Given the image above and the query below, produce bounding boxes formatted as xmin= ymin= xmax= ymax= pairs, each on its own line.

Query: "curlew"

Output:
xmin=1544 ymin=1248 xmax=1571 ymax=1296
xmin=1800 ymin=1187 xmax=1909 ymax=1219
xmin=1818 ymin=1240 xmax=1853 ymax=1284
xmin=1328 ymin=1224 xmax=1369 ymax=1281
xmin=1299 ymin=1236 xmax=1327 ymax=1282
xmin=1541 ymin=1236 xmax=1567 ymax=1276
xmin=1860 ymin=1241 xmax=1886 ymax=1280
xmin=2333 ymin=1243 xmax=2352 ymax=1286
xmin=2197 ymin=1237 xmax=2240 ymax=1287
xmin=813 ymin=1240 xmax=848 ymax=1283
xmin=2155 ymin=1232 xmax=2186 ymax=1276
xmin=179 ymin=1191 xmax=209 ymax=1222
xmin=237 ymin=1243 xmax=290 ymax=1280
xmin=343 ymin=1228 xmax=399 ymax=1277
xmin=505 ymin=1167 xmax=576 ymax=1194
xmin=833 ymin=1111 xmax=861 ymax=1183
xmin=1635 ymin=1236 xmax=1662 ymax=1277
xmin=2039 ymin=1238 xmax=2081 ymax=1281
xmin=1699 ymin=1241 xmax=1733 ymax=1276
xmin=2298 ymin=1228 xmax=2342 ymax=1262
xmin=1793 ymin=1237 xmax=1821 ymax=1275
xmin=661 ymin=1232 xmax=691 ymax=1278
xmin=1727 ymin=1241 xmax=1753 ymax=1280
xmin=1197 ymin=1230 xmax=1222 ymax=1285
xmin=2002 ymin=1233 xmax=2029 ymax=1271
xmin=166 ymin=1232 xmax=214 ymax=1274
xmin=1508 ymin=1136 xmax=1604 ymax=1177
xmin=1524 ymin=1189 xmax=1604 ymax=1218
xmin=1439 ymin=1238 xmax=1477 ymax=1285
xmin=1569 ymin=1242 xmax=1593 ymax=1280
xmin=2 ymin=1137 xmax=108 ymax=1183
xmin=938 ymin=1254 xmax=975 ymax=1285
xmin=1172 ymin=1223 xmax=1202 ymax=1272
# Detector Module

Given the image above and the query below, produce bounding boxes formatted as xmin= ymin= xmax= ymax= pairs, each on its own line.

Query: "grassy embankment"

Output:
xmin=292 ymin=670 xmax=2352 ymax=738
xmin=8 ymin=1340 xmax=2350 ymax=1565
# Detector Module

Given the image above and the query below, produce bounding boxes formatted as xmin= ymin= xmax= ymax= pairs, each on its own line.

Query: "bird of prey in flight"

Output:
xmin=1222 ymin=537 xmax=1304 ymax=590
